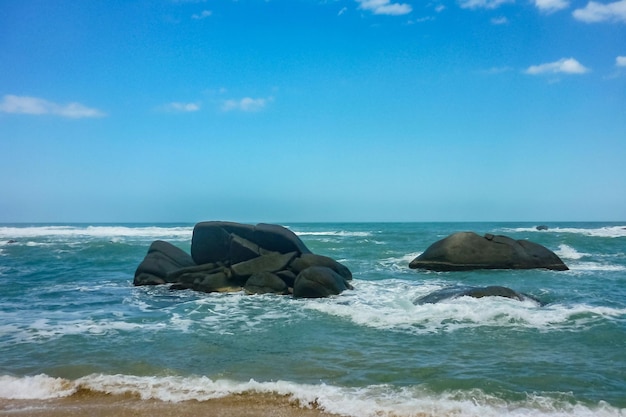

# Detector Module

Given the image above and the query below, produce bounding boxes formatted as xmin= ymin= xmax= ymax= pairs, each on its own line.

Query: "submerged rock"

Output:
xmin=414 ymin=285 xmax=542 ymax=305
xmin=134 ymin=221 xmax=352 ymax=298
xmin=409 ymin=232 xmax=568 ymax=271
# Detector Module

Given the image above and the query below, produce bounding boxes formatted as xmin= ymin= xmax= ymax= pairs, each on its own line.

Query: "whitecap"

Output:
xmin=294 ymin=230 xmax=373 ymax=238
xmin=0 ymin=225 xmax=192 ymax=241
xmin=301 ymin=280 xmax=626 ymax=334
xmin=503 ymin=225 xmax=626 ymax=238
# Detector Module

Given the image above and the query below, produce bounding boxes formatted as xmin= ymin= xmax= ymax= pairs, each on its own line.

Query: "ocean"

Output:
xmin=0 ymin=222 xmax=624 ymax=416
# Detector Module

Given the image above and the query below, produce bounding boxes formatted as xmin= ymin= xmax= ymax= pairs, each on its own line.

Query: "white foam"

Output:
xmin=0 ymin=225 xmax=192 ymax=240
xmin=294 ymin=230 xmax=373 ymax=238
xmin=556 ymin=244 xmax=589 ymax=260
xmin=505 ymin=225 xmax=626 ymax=238
xmin=0 ymin=374 xmax=75 ymax=399
xmin=302 ymin=280 xmax=626 ymax=334
xmin=0 ymin=373 xmax=622 ymax=416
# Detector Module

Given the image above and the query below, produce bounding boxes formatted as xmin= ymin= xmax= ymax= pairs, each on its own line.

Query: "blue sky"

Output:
xmin=1 ymin=0 xmax=625 ymax=223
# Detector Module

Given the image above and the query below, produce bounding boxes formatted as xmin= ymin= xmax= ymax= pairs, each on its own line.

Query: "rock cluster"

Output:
xmin=134 ymin=221 xmax=353 ymax=298
xmin=409 ymin=231 xmax=568 ymax=272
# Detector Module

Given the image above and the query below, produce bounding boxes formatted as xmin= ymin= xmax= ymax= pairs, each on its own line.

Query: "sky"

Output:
xmin=1 ymin=0 xmax=625 ymax=223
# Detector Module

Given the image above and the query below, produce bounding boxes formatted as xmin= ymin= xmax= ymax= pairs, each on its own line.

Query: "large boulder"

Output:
xmin=191 ymin=221 xmax=311 ymax=265
xmin=293 ymin=266 xmax=353 ymax=298
xmin=409 ymin=232 xmax=568 ymax=271
xmin=414 ymin=285 xmax=542 ymax=305
xmin=134 ymin=240 xmax=196 ymax=285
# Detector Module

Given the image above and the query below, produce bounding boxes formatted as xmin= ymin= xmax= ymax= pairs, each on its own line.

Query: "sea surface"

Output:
xmin=0 ymin=222 xmax=625 ymax=416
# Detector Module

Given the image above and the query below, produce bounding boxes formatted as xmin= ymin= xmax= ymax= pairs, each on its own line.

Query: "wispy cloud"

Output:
xmin=0 ymin=95 xmax=106 ymax=118
xmin=356 ymin=0 xmax=413 ymax=16
xmin=617 ymin=56 xmax=626 ymax=66
xmin=192 ymin=10 xmax=212 ymax=20
xmin=525 ymin=58 xmax=590 ymax=75
xmin=458 ymin=0 xmax=514 ymax=9
xmin=222 ymin=97 xmax=273 ymax=112
xmin=338 ymin=6 xmax=348 ymax=16
xmin=161 ymin=102 xmax=201 ymax=112
xmin=534 ymin=0 xmax=570 ymax=12
xmin=573 ymin=0 xmax=626 ymax=22
xmin=491 ymin=16 xmax=509 ymax=24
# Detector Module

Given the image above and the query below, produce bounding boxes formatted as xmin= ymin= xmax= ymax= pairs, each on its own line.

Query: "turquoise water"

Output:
xmin=0 ymin=222 xmax=625 ymax=416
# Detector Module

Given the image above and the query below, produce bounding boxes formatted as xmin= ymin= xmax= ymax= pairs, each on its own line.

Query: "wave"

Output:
xmin=0 ymin=225 xmax=192 ymax=240
xmin=294 ymin=230 xmax=373 ymax=238
xmin=504 ymin=225 xmax=626 ymax=238
xmin=303 ymin=280 xmax=626 ymax=334
xmin=0 ymin=373 xmax=622 ymax=417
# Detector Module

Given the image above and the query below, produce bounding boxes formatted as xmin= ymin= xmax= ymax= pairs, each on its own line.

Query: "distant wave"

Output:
xmin=294 ymin=230 xmax=373 ymax=238
xmin=0 ymin=373 xmax=622 ymax=417
xmin=504 ymin=225 xmax=626 ymax=238
xmin=0 ymin=225 xmax=192 ymax=241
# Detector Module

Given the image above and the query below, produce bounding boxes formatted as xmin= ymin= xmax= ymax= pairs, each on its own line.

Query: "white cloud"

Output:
xmin=435 ymin=4 xmax=446 ymax=12
xmin=192 ymin=10 xmax=212 ymax=19
xmin=617 ymin=56 xmax=626 ymax=66
xmin=458 ymin=0 xmax=514 ymax=9
xmin=162 ymin=102 xmax=201 ymax=112
xmin=534 ymin=0 xmax=570 ymax=12
xmin=222 ymin=97 xmax=273 ymax=112
xmin=491 ymin=16 xmax=509 ymax=24
xmin=525 ymin=58 xmax=590 ymax=75
xmin=0 ymin=95 xmax=105 ymax=118
xmin=356 ymin=0 xmax=413 ymax=15
xmin=573 ymin=0 xmax=626 ymax=22
xmin=338 ymin=6 xmax=348 ymax=15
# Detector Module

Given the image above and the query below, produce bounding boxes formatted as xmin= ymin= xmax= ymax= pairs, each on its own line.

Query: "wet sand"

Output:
xmin=0 ymin=391 xmax=341 ymax=417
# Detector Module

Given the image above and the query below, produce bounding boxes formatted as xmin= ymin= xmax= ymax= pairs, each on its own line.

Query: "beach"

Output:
xmin=0 ymin=392 xmax=343 ymax=417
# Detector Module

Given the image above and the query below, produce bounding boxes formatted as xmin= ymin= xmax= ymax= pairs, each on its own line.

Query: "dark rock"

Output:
xmin=293 ymin=266 xmax=353 ymax=299
xmin=190 ymin=222 xmax=234 ymax=265
xmin=176 ymin=270 xmax=242 ymax=293
xmin=275 ymin=270 xmax=297 ymax=288
xmin=134 ymin=240 xmax=196 ymax=285
xmin=135 ymin=221 xmax=353 ymax=298
xmin=536 ymin=225 xmax=549 ymax=231
xmin=244 ymin=271 xmax=289 ymax=295
xmin=231 ymin=251 xmax=298 ymax=279
xmin=166 ymin=262 xmax=223 ymax=281
xmin=408 ymin=231 xmax=568 ymax=271
xmin=289 ymin=253 xmax=352 ymax=280
xmin=414 ymin=285 xmax=542 ymax=305
xmin=191 ymin=221 xmax=310 ymax=265
xmin=253 ymin=223 xmax=312 ymax=256
xmin=229 ymin=234 xmax=262 ymax=264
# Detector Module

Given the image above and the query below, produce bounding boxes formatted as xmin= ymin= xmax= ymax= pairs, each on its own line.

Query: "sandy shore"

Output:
xmin=0 ymin=391 xmax=341 ymax=417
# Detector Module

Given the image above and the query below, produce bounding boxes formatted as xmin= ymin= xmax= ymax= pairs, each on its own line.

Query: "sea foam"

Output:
xmin=302 ymin=280 xmax=626 ymax=334
xmin=0 ymin=373 xmax=623 ymax=417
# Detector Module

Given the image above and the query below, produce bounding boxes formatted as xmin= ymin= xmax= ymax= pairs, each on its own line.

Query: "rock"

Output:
xmin=536 ymin=225 xmax=549 ymax=231
xmin=191 ymin=221 xmax=310 ymax=265
xmin=135 ymin=221 xmax=353 ymax=298
xmin=293 ymin=266 xmax=353 ymax=298
xmin=231 ymin=251 xmax=298 ymax=279
xmin=408 ymin=231 xmax=568 ymax=271
xmin=134 ymin=240 xmax=196 ymax=285
xmin=414 ymin=285 xmax=542 ymax=305
xmin=179 ymin=270 xmax=243 ymax=293
xmin=244 ymin=272 xmax=289 ymax=295
xmin=290 ymin=253 xmax=352 ymax=281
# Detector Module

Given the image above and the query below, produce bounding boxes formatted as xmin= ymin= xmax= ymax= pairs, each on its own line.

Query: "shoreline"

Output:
xmin=0 ymin=391 xmax=342 ymax=417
